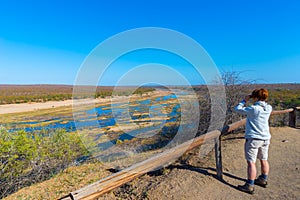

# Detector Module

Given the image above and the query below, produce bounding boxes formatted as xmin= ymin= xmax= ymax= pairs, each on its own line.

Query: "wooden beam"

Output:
xmin=60 ymin=130 xmax=221 ymax=200
xmin=221 ymin=118 xmax=246 ymax=135
xmin=271 ymin=108 xmax=294 ymax=115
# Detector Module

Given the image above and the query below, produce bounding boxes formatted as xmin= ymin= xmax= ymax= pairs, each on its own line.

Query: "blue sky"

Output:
xmin=0 ymin=0 xmax=299 ymax=85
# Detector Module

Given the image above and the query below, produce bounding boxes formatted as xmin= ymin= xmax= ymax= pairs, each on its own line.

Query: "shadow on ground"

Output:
xmin=147 ymin=164 xmax=246 ymax=192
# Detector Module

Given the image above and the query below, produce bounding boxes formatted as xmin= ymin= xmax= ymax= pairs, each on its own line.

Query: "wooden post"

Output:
xmin=289 ymin=108 xmax=296 ymax=128
xmin=214 ymin=136 xmax=223 ymax=180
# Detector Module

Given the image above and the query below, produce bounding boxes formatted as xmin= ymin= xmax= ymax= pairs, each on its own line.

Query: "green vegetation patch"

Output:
xmin=0 ymin=128 xmax=89 ymax=199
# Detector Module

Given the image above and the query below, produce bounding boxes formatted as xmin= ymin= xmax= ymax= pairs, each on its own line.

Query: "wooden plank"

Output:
xmin=221 ymin=118 xmax=246 ymax=135
xmin=271 ymin=108 xmax=294 ymax=115
xmin=61 ymin=130 xmax=221 ymax=200
xmin=227 ymin=118 xmax=246 ymax=133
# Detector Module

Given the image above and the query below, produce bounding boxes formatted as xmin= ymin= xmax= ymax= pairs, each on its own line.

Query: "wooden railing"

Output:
xmin=60 ymin=106 xmax=299 ymax=200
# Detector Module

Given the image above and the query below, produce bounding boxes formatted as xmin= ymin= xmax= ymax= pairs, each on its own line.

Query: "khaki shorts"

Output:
xmin=244 ymin=138 xmax=270 ymax=163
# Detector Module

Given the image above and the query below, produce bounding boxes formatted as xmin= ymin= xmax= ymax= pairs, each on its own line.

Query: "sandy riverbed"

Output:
xmin=0 ymin=90 xmax=171 ymax=115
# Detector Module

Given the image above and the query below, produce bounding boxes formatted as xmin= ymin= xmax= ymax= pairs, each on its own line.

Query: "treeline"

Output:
xmin=0 ymin=128 xmax=88 ymax=199
xmin=268 ymin=88 xmax=300 ymax=109
xmin=0 ymin=85 xmax=73 ymax=104
xmin=95 ymin=87 xmax=155 ymax=98
xmin=0 ymin=85 xmax=155 ymax=104
xmin=0 ymin=93 xmax=73 ymax=104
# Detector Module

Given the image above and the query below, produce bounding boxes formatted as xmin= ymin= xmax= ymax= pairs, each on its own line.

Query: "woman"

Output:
xmin=234 ymin=88 xmax=272 ymax=194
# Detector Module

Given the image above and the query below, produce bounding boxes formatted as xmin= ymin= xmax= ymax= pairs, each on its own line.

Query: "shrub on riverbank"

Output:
xmin=0 ymin=127 xmax=88 ymax=199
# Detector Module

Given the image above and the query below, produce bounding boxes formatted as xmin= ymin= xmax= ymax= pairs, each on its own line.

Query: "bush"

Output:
xmin=0 ymin=127 xmax=88 ymax=198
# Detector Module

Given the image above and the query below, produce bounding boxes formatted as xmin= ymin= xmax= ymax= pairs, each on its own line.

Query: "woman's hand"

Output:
xmin=244 ymin=95 xmax=251 ymax=102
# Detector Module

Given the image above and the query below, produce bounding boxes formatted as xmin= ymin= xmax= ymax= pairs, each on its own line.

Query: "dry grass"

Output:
xmin=4 ymin=162 xmax=111 ymax=200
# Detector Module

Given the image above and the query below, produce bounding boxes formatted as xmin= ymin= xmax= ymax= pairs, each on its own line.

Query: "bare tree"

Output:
xmin=221 ymin=71 xmax=255 ymax=125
